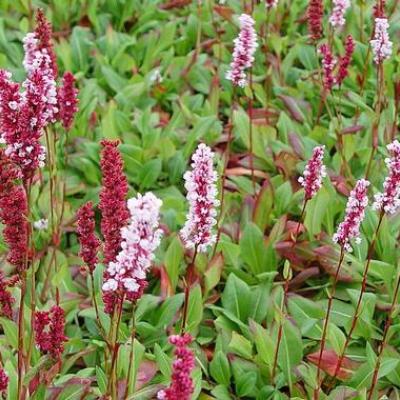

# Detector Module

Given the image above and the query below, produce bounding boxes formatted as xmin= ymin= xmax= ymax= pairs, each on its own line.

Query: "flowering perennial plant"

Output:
xmin=0 ymin=273 xmax=14 ymax=319
xmin=77 ymin=202 xmax=101 ymax=272
xmin=307 ymin=0 xmax=324 ymax=40
xmin=0 ymin=11 xmax=77 ymax=179
xmin=180 ymin=143 xmax=219 ymax=253
xmin=298 ymin=145 xmax=326 ymax=200
xmin=333 ymin=179 xmax=370 ymax=252
xmin=329 ymin=0 xmax=350 ymax=28
xmin=373 ymin=140 xmax=400 ymax=214
xmin=102 ymin=192 xmax=163 ymax=302
xmin=58 ymin=72 xmax=79 ymax=130
xmin=336 ymin=35 xmax=355 ymax=85
xmin=370 ymin=17 xmax=392 ymax=64
xmin=34 ymin=305 xmax=67 ymax=360
xmin=157 ymin=334 xmax=195 ymax=400
xmin=226 ymin=14 xmax=258 ymax=87
xmin=0 ymin=150 xmax=29 ymax=271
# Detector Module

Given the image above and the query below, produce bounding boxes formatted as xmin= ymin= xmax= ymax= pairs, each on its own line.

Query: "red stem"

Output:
xmin=330 ymin=212 xmax=384 ymax=385
xmin=367 ymin=273 xmax=400 ymax=399
xmin=314 ymin=247 xmax=345 ymax=399
xmin=181 ymin=247 xmax=198 ymax=334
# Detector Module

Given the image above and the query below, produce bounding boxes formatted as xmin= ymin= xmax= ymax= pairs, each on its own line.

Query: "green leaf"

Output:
xmin=221 ymin=274 xmax=251 ymax=323
xmin=210 ymin=351 xmax=231 ymax=386
xmin=228 ymin=332 xmax=253 ymax=359
xmin=239 ymin=223 xmax=268 ymax=275
xmin=138 ymin=159 xmax=162 ymax=190
xmin=164 ymin=236 xmax=183 ymax=292
xmin=277 ymin=319 xmax=303 ymax=391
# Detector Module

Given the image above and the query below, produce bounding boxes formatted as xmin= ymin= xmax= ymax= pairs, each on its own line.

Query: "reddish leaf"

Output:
xmin=314 ymin=245 xmax=353 ymax=282
xmin=307 ymin=349 xmax=359 ymax=380
xmin=213 ymin=5 xmax=234 ymax=21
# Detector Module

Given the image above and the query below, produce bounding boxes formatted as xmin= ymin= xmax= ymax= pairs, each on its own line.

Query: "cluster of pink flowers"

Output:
xmin=102 ymin=192 xmax=163 ymax=302
xmin=319 ymin=35 xmax=355 ymax=90
xmin=226 ymin=14 xmax=258 ymax=87
xmin=58 ymin=72 xmax=79 ymax=130
xmin=333 ymin=179 xmax=370 ymax=252
xmin=307 ymin=0 xmax=324 ymax=40
xmin=0 ymin=150 xmax=29 ymax=271
xmin=99 ymin=140 xmax=130 ymax=313
xmin=266 ymin=0 xmax=278 ymax=8
xmin=180 ymin=143 xmax=219 ymax=253
xmin=77 ymin=202 xmax=101 ymax=272
xmin=329 ymin=0 xmax=350 ymax=28
xmin=319 ymin=45 xmax=337 ymax=91
xmin=298 ymin=145 xmax=326 ymax=200
xmin=0 ymin=11 xmax=78 ymax=179
xmin=370 ymin=17 xmax=392 ymax=64
xmin=0 ymin=368 xmax=8 ymax=395
xmin=336 ymin=35 xmax=355 ymax=85
xmin=99 ymin=140 xmax=129 ymax=264
xmin=0 ymin=273 xmax=14 ymax=319
xmin=34 ymin=305 xmax=67 ymax=359
xmin=157 ymin=334 xmax=195 ymax=400
xmin=373 ymin=140 xmax=400 ymax=214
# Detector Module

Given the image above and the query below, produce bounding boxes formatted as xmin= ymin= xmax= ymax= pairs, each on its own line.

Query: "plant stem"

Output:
xmin=314 ymin=246 xmax=345 ymax=399
xmin=17 ymin=273 xmax=26 ymax=400
xmin=107 ymin=295 xmax=124 ymax=399
xmin=123 ymin=305 xmax=136 ymax=400
xmin=90 ymin=272 xmax=108 ymax=343
xmin=248 ymin=67 xmax=256 ymax=195
xmin=181 ymin=247 xmax=198 ymax=334
xmin=271 ymin=200 xmax=307 ymax=383
xmin=367 ymin=273 xmax=400 ymax=399
xmin=329 ymin=211 xmax=384 ymax=386
xmin=212 ymin=87 xmax=236 ymax=257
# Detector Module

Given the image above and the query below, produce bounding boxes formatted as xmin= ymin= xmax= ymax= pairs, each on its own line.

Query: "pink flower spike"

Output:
xmin=370 ymin=17 xmax=392 ymax=64
xmin=333 ymin=179 xmax=370 ymax=252
xmin=226 ymin=14 xmax=258 ymax=87
xmin=329 ymin=0 xmax=350 ymax=28
xmin=266 ymin=0 xmax=278 ymax=8
xmin=102 ymin=192 xmax=163 ymax=303
xmin=319 ymin=44 xmax=337 ymax=91
xmin=76 ymin=202 xmax=101 ymax=273
xmin=373 ymin=140 xmax=400 ymax=215
xmin=298 ymin=145 xmax=326 ymax=200
xmin=0 ymin=150 xmax=29 ymax=272
xmin=0 ymin=368 xmax=8 ymax=395
xmin=58 ymin=72 xmax=78 ymax=130
xmin=307 ymin=0 xmax=324 ymax=40
xmin=336 ymin=35 xmax=355 ymax=86
xmin=34 ymin=305 xmax=67 ymax=360
xmin=180 ymin=143 xmax=219 ymax=253
xmin=157 ymin=333 xmax=195 ymax=400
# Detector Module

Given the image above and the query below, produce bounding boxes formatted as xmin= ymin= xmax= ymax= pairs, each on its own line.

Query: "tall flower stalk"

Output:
xmin=102 ymin=192 xmax=163 ymax=398
xmin=314 ymin=179 xmax=369 ymax=398
xmin=365 ymin=12 xmax=392 ymax=178
xmin=272 ymin=145 xmax=326 ymax=383
xmin=331 ymin=140 xmax=400 ymax=383
xmin=226 ymin=13 xmax=258 ymax=193
xmin=180 ymin=143 xmax=219 ymax=332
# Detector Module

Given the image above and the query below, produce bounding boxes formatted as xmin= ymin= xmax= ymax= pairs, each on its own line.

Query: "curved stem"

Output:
xmin=181 ymin=247 xmax=198 ymax=334
xmin=314 ymin=247 xmax=345 ymax=399
xmin=17 ymin=274 xmax=26 ymax=400
xmin=124 ymin=306 xmax=136 ymax=400
xmin=272 ymin=200 xmax=307 ymax=383
xmin=212 ymin=87 xmax=236 ymax=257
xmin=367 ymin=273 xmax=400 ymax=399
xmin=107 ymin=295 xmax=124 ymax=399
xmin=329 ymin=212 xmax=384 ymax=386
